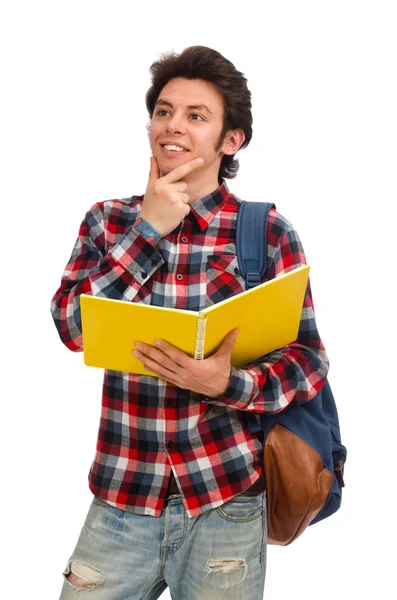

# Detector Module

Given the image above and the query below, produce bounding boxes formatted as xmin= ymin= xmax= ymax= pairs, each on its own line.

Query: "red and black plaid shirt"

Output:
xmin=50 ymin=180 xmax=329 ymax=518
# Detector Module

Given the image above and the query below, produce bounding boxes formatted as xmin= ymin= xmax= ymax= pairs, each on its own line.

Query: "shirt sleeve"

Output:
xmin=50 ymin=202 xmax=164 ymax=352
xmin=202 ymin=216 xmax=329 ymax=415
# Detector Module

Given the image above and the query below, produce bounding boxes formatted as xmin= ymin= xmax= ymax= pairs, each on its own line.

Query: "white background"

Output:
xmin=1 ymin=1 xmax=396 ymax=598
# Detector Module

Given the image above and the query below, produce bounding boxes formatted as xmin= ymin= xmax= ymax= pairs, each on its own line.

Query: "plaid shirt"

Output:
xmin=50 ymin=180 xmax=329 ymax=519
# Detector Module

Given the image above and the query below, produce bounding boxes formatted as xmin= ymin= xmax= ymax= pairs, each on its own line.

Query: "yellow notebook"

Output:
xmin=80 ymin=264 xmax=310 ymax=376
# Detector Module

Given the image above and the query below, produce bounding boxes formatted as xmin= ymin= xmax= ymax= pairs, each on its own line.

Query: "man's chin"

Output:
xmin=158 ymin=156 xmax=196 ymax=177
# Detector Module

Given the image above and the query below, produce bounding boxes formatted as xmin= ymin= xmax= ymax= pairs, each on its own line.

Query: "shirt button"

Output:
xmin=167 ymin=399 xmax=174 ymax=407
xmin=167 ymin=440 xmax=174 ymax=448
xmin=234 ymin=267 xmax=239 ymax=274
xmin=141 ymin=271 xmax=147 ymax=278
xmin=181 ymin=236 xmax=188 ymax=243
xmin=176 ymin=274 xmax=183 ymax=281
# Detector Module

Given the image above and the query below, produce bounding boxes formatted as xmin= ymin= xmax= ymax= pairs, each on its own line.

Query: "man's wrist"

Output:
xmin=206 ymin=367 xmax=232 ymax=399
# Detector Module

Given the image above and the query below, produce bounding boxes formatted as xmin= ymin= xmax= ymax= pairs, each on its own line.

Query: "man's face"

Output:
xmin=149 ymin=77 xmax=227 ymax=180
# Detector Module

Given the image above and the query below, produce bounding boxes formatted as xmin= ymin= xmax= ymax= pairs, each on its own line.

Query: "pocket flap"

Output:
xmin=208 ymin=253 xmax=240 ymax=276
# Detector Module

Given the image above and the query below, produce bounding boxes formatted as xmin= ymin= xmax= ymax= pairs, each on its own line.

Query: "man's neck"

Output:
xmin=185 ymin=177 xmax=221 ymax=204
xmin=184 ymin=163 xmax=222 ymax=203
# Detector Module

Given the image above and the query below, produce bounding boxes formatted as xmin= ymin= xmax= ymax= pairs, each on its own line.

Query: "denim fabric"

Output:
xmin=59 ymin=491 xmax=267 ymax=600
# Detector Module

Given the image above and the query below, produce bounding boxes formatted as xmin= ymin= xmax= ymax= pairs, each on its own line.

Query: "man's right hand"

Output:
xmin=139 ymin=156 xmax=204 ymax=238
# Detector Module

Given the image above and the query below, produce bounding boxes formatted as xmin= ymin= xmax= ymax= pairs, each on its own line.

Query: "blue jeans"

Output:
xmin=59 ymin=491 xmax=267 ymax=599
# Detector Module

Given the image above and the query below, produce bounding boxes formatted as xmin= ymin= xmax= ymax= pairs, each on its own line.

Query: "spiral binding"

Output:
xmin=194 ymin=315 xmax=207 ymax=360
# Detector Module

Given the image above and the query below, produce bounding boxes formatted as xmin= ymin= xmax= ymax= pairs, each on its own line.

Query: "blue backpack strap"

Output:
xmin=236 ymin=201 xmax=276 ymax=289
xmin=236 ymin=200 xmax=277 ymax=439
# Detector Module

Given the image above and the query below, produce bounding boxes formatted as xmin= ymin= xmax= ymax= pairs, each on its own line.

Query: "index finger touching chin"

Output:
xmin=163 ymin=157 xmax=204 ymax=183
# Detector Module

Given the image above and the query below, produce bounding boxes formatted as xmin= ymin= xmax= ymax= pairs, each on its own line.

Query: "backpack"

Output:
xmin=236 ymin=200 xmax=347 ymax=546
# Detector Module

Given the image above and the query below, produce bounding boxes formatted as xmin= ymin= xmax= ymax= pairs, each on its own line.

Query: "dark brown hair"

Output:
xmin=145 ymin=46 xmax=252 ymax=183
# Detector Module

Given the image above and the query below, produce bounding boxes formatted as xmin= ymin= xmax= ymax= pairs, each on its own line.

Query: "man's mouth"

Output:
xmin=160 ymin=144 xmax=190 ymax=155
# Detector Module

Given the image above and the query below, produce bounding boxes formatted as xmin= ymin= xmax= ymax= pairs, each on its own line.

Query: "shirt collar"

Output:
xmin=187 ymin=179 xmax=232 ymax=231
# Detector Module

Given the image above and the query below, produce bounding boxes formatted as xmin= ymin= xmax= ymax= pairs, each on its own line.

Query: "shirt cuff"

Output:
xmin=107 ymin=224 xmax=164 ymax=281
xmin=202 ymin=366 xmax=259 ymax=410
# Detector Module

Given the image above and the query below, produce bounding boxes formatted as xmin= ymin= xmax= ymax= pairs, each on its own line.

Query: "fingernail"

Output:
xmin=196 ymin=158 xmax=204 ymax=165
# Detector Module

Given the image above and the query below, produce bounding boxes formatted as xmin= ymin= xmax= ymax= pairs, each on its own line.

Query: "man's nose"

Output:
xmin=167 ymin=112 xmax=187 ymax=135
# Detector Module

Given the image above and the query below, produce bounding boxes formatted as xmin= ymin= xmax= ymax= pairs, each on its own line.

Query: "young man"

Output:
xmin=51 ymin=46 xmax=329 ymax=599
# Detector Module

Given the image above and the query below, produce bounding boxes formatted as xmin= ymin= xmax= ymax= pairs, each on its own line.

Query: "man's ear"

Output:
xmin=221 ymin=129 xmax=245 ymax=156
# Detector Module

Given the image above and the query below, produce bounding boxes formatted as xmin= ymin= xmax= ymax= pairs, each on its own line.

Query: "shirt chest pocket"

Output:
xmin=205 ymin=253 xmax=246 ymax=307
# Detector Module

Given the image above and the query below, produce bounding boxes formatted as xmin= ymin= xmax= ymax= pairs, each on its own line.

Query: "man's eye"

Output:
xmin=155 ymin=110 xmax=204 ymax=121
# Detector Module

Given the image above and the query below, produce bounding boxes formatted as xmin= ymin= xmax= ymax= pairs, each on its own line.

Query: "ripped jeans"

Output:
xmin=59 ymin=492 xmax=267 ymax=600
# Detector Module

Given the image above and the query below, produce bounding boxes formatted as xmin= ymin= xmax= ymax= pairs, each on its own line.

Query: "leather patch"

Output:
xmin=264 ymin=424 xmax=334 ymax=545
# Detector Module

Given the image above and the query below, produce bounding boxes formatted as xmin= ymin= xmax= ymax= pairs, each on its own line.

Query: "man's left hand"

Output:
xmin=132 ymin=329 xmax=239 ymax=398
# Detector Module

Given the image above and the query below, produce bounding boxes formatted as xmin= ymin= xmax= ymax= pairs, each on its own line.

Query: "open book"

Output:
xmin=80 ymin=264 xmax=310 ymax=376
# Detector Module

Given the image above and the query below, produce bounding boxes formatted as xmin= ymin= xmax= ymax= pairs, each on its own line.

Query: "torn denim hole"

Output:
xmin=203 ymin=558 xmax=248 ymax=591
xmin=63 ymin=558 xmax=105 ymax=591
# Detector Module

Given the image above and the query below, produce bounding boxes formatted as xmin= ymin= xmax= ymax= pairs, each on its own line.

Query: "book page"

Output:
xmin=81 ymin=296 xmax=200 ymax=376
xmin=202 ymin=265 xmax=310 ymax=367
